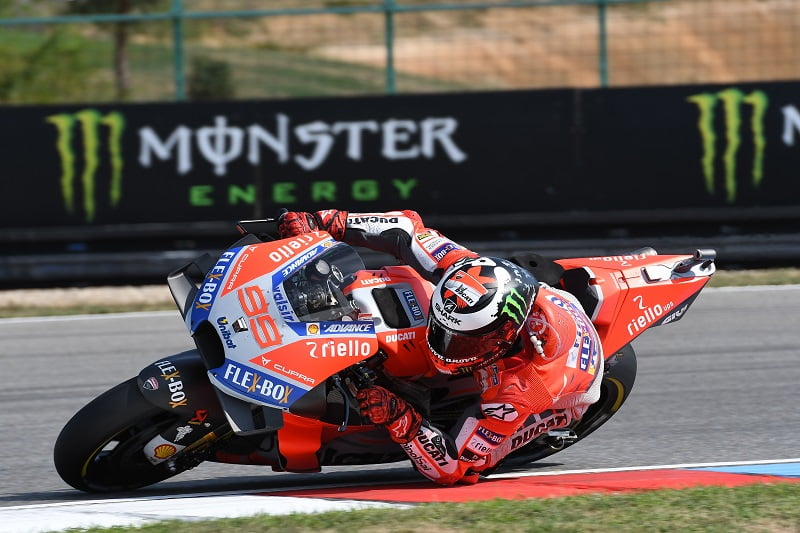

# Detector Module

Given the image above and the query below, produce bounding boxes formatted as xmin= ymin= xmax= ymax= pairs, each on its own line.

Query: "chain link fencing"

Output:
xmin=0 ymin=0 xmax=798 ymax=104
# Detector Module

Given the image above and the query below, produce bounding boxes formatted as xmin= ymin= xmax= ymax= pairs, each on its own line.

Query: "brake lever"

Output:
xmin=331 ymin=375 xmax=351 ymax=432
xmin=331 ymin=360 xmax=382 ymax=432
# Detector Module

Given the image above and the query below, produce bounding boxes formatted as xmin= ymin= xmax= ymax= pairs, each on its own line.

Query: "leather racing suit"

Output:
xmin=304 ymin=209 xmax=604 ymax=485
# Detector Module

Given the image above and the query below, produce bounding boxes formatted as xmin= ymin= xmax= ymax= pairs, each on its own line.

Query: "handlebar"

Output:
xmin=675 ymin=248 xmax=717 ymax=273
xmin=235 ymin=208 xmax=290 ymax=240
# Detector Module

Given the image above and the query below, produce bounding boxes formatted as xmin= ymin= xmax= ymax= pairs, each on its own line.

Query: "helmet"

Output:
xmin=426 ymin=257 xmax=538 ymax=374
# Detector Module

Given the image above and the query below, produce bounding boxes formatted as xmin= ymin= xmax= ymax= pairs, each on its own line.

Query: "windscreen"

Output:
xmin=280 ymin=243 xmax=365 ymax=322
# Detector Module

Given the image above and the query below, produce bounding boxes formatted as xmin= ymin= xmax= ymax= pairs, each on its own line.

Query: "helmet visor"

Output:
xmin=427 ymin=317 xmax=520 ymax=372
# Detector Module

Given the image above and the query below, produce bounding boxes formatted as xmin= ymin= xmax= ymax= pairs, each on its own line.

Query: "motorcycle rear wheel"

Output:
xmin=54 ymin=377 xmax=188 ymax=492
xmin=497 ymin=344 xmax=638 ymax=468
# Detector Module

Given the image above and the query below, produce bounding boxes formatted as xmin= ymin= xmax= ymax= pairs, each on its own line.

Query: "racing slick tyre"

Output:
xmin=54 ymin=377 xmax=188 ymax=492
xmin=497 ymin=343 xmax=638 ymax=468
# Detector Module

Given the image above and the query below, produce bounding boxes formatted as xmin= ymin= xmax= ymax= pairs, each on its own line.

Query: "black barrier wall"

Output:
xmin=2 ymin=81 xmax=800 ymax=229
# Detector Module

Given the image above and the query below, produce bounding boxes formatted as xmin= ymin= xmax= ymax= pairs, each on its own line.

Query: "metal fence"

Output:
xmin=1 ymin=0 xmax=799 ymax=104
xmin=1 ymin=0 xmax=799 ymax=102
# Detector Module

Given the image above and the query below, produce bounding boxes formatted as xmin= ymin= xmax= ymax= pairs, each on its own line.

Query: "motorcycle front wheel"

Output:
xmin=54 ymin=377 xmax=189 ymax=492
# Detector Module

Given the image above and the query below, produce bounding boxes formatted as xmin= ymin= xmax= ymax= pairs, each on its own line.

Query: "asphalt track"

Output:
xmin=1 ymin=285 xmax=799 ymax=530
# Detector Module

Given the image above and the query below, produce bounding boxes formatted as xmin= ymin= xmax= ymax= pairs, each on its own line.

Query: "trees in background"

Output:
xmin=63 ymin=0 xmax=165 ymax=101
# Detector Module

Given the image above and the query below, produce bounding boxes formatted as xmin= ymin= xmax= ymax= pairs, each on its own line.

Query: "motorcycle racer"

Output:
xmin=278 ymin=209 xmax=603 ymax=485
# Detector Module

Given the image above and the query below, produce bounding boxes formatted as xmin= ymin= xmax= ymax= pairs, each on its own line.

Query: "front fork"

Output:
xmin=136 ymin=350 xmax=228 ymax=466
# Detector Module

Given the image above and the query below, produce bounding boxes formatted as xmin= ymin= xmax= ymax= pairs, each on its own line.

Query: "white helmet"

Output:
xmin=426 ymin=257 xmax=538 ymax=374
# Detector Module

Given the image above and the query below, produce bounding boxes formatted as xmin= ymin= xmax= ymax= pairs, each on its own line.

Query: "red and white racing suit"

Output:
xmin=323 ymin=209 xmax=604 ymax=485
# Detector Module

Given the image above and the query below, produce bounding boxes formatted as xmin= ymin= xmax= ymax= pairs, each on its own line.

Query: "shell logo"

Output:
xmin=154 ymin=443 xmax=177 ymax=459
xmin=307 ymin=323 xmax=320 ymax=335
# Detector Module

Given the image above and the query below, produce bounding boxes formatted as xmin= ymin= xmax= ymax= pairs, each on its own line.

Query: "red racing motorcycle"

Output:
xmin=54 ymin=220 xmax=716 ymax=492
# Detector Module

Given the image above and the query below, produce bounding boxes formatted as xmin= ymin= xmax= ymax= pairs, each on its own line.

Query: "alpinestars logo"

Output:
xmin=686 ymin=88 xmax=768 ymax=203
xmin=46 ymin=109 xmax=126 ymax=222
xmin=482 ymin=403 xmax=518 ymax=421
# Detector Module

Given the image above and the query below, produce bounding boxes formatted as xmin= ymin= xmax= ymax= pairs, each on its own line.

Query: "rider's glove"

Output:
xmin=314 ymin=209 xmax=348 ymax=240
xmin=278 ymin=211 xmax=318 ymax=238
xmin=277 ymin=210 xmax=348 ymax=240
xmin=356 ymin=385 xmax=422 ymax=444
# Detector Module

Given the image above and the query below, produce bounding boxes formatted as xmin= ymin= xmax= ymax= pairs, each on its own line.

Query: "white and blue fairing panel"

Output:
xmin=192 ymin=237 xmax=376 ymax=410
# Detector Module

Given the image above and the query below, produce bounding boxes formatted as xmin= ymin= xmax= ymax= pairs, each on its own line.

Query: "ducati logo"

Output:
xmin=443 ymin=267 xmax=492 ymax=309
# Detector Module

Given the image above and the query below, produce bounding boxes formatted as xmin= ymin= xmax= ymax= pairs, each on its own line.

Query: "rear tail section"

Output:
xmin=556 ymin=249 xmax=716 ymax=355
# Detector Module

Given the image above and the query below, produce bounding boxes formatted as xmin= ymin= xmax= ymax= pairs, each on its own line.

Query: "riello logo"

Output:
xmin=686 ymin=88 xmax=768 ymax=203
xmin=46 ymin=109 xmax=125 ymax=222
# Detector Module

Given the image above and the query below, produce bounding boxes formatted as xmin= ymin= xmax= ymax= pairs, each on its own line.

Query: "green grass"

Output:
xmin=68 ymin=483 xmax=800 ymax=532
xmin=706 ymin=267 xmax=800 ymax=287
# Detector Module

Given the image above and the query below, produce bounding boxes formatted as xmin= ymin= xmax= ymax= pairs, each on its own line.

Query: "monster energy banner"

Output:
xmin=1 ymin=80 xmax=799 ymax=228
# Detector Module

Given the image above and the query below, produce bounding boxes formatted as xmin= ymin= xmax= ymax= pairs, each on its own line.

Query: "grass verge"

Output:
xmin=73 ymin=482 xmax=800 ymax=533
xmin=706 ymin=267 xmax=800 ymax=287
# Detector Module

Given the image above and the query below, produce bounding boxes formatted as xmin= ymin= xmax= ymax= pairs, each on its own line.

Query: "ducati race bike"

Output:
xmin=54 ymin=220 xmax=716 ymax=492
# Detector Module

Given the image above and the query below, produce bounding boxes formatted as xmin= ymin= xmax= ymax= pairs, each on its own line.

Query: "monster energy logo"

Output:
xmin=501 ymin=288 xmax=527 ymax=324
xmin=687 ymin=88 xmax=768 ymax=203
xmin=47 ymin=109 xmax=125 ymax=222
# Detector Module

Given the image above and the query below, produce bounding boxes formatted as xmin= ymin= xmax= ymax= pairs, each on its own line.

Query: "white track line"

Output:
xmin=2 ymin=458 xmax=798 ymax=533
xmin=492 ymin=457 xmax=800 ymax=478
xmin=0 ymin=495 xmax=409 ymax=533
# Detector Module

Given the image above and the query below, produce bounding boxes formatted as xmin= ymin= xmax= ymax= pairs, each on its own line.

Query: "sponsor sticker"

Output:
xmin=476 ymin=426 xmax=505 ymax=445
xmin=348 ymin=216 xmax=400 ymax=225
xmin=475 ymin=364 xmax=500 ymax=390
xmin=188 ymin=409 xmax=210 ymax=426
xmin=288 ymin=321 xmax=375 ymax=336
xmin=545 ymin=293 xmax=600 ymax=374
xmin=143 ymin=434 xmax=186 ymax=465
xmin=360 ymin=277 xmax=391 ymax=286
xmin=401 ymin=289 xmax=425 ymax=322
xmin=216 ymin=316 xmax=238 ymax=349
xmin=153 ymin=360 xmax=189 ymax=409
xmin=321 ymin=322 xmax=375 ymax=334
xmin=305 ymin=338 xmax=374 ymax=358
xmin=468 ymin=435 xmax=491 ymax=455
xmin=432 ymin=242 xmax=461 ymax=262
xmin=481 ymin=403 xmax=518 ymax=422
xmin=190 ymin=247 xmax=241 ymax=330
xmin=215 ymin=361 xmax=302 ymax=407
xmin=174 ymin=425 xmax=193 ymax=442
xmin=382 ymin=330 xmax=417 ymax=343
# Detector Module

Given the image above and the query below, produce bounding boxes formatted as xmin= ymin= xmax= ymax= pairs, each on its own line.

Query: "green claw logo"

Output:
xmin=501 ymin=288 xmax=527 ymax=324
xmin=46 ymin=109 xmax=125 ymax=222
xmin=687 ymin=88 xmax=768 ymax=203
